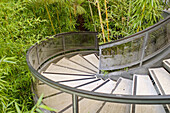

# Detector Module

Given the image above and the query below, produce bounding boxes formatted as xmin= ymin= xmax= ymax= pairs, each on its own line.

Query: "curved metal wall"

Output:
xmin=28 ymin=32 xmax=98 ymax=70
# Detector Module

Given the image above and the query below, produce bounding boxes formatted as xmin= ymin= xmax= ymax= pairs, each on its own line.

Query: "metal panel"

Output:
xmin=144 ymin=22 xmax=169 ymax=57
xmin=28 ymin=32 xmax=98 ymax=69
xmin=37 ymin=36 xmax=63 ymax=65
xmin=99 ymin=16 xmax=170 ymax=71
xmin=100 ymin=35 xmax=145 ymax=70
xmin=28 ymin=46 xmax=39 ymax=70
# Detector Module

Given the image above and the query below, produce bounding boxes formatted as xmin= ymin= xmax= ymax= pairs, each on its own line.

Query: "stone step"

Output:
xmin=41 ymin=74 xmax=100 ymax=112
xmin=77 ymin=79 xmax=104 ymax=91
xmin=163 ymin=58 xmax=170 ymax=72
xmin=56 ymin=57 xmax=95 ymax=74
xmin=41 ymin=71 xmax=94 ymax=82
xmin=98 ymin=78 xmax=132 ymax=113
xmin=149 ymin=68 xmax=170 ymax=95
xmin=60 ymin=77 xmax=99 ymax=88
xmin=42 ymin=92 xmax=72 ymax=112
xmin=95 ymin=79 xmax=116 ymax=94
xmin=69 ymin=54 xmax=98 ymax=73
xmin=37 ymin=82 xmax=61 ymax=97
xmin=131 ymin=74 xmax=165 ymax=113
xmin=149 ymin=67 xmax=170 ymax=111
xmin=83 ymin=54 xmax=99 ymax=69
xmin=45 ymin=63 xmax=93 ymax=75
xmin=78 ymin=79 xmax=116 ymax=113
xmin=63 ymin=79 xmax=116 ymax=113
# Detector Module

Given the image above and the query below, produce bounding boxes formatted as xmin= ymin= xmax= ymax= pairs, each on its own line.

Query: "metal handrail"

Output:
xmin=99 ymin=16 xmax=170 ymax=70
xmin=27 ymin=57 xmax=170 ymax=104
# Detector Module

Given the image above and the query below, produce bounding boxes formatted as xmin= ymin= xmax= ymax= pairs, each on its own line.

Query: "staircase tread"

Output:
xmin=78 ymin=79 xmax=104 ymax=91
xmin=63 ymin=79 xmax=116 ymax=113
xmin=95 ymin=79 xmax=116 ymax=94
xmin=56 ymin=57 xmax=95 ymax=74
xmin=149 ymin=67 xmax=170 ymax=95
xmin=133 ymin=74 xmax=157 ymax=95
xmin=60 ymin=78 xmax=98 ymax=88
xmin=163 ymin=58 xmax=170 ymax=64
xmin=132 ymin=74 xmax=166 ymax=113
xmin=37 ymin=84 xmax=61 ymax=97
xmin=45 ymin=63 xmax=92 ymax=75
xmin=83 ymin=54 xmax=99 ymax=68
xmin=163 ymin=58 xmax=170 ymax=72
xmin=96 ymin=78 xmax=132 ymax=113
xmin=113 ymin=77 xmax=132 ymax=95
xmin=42 ymin=72 xmax=93 ymax=82
xmin=69 ymin=54 xmax=98 ymax=72
xmin=42 ymin=92 xmax=72 ymax=112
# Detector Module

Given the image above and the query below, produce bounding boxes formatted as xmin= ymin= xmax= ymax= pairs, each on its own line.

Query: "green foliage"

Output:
xmin=14 ymin=94 xmax=57 ymax=113
xmin=83 ymin=0 xmax=165 ymax=42
xmin=0 ymin=0 xmax=167 ymax=112
xmin=0 ymin=0 xmax=57 ymax=112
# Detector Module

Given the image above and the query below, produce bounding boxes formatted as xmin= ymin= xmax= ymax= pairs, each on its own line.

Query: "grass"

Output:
xmin=0 ymin=0 xmax=57 ymax=112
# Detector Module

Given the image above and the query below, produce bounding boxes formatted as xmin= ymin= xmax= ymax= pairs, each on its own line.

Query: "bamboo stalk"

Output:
xmin=32 ymin=7 xmax=37 ymax=18
xmin=127 ymin=0 xmax=131 ymax=26
xmin=96 ymin=0 xmax=106 ymax=43
xmin=74 ymin=4 xmax=77 ymax=17
xmin=68 ymin=1 xmax=73 ymax=30
xmin=56 ymin=6 xmax=61 ymax=33
xmin=44 ymin=3 xmax=56 ymax=34
xmin=88 ymin=1 xmax=96 ymax=32
xmin=138 ymin=3 xmax=145 ymax=31
xmin=104 ymin=0 xmax=110 ymax=42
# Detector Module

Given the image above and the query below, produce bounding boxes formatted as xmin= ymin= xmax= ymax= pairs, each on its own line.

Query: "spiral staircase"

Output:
xmin=27 ymin=11 xmax=170 ymax=113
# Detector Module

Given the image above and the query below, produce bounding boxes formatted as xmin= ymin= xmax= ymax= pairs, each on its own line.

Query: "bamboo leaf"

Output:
xmin=37 ymin=94 xmax=43 ymax=106
xmin=15 ymin=102 xmax=21 ymax=113
xmin=39 ymin=104 xmax=57 ymax=111
xmin=36 ymin=108 xmax=43 ymax=113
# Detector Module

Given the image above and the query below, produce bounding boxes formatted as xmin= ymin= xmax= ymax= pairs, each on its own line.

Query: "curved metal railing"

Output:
xmin=99 ymin=16 xmax=170 ymax=71
xmin=26 ymin=14 xmax=170 ymax=113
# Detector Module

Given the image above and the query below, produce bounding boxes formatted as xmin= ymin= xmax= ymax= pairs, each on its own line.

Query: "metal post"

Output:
xmin=36 ymin=46 xmax=40 ymax=66
xmin=62 ymin=36 xmax=66 ymax=54
xmin=72 ymin=94 xmax=78 ymax=113
xmin=140 ymin=32 xmax=149 ymax=66
xmin=95 ymin=33 xmax=99 ymax=49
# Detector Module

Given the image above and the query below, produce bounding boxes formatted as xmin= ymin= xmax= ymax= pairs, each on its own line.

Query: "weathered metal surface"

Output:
xmin=99 ymin=16 xmax=170 ymax=71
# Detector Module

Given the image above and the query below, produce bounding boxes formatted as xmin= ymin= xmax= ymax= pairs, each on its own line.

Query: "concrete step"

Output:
xmin=37 ymin=83 xmax=61 ymax=97
xmin=63 ymin=79 xmax=116 ymax=113
xmin=78 ymin=79 xmax=116 ymax=113
xmin=42 ymin=71 xmax=93 ymax=82
xmin=40 ymin=74 xmax=99 ymax=112
xmin=131 ymin=74 xmax=165 ymax=113
xmin=83 ymin=54 xmax=99 ymax=69
xmin=45 ymin=63 xmax=93 ymax=75
xmin=69 ymin=54 xmax=98 ymax=73
xmin=77 ymin=79 xmax=104 ymax=91
xmin=149 ymin=67 xmax=170 ymax=111
xmin=98 ymin=78 xmax=132 ymax=113
xmin=163 ymin=58 xmax=170 ymax=72
xmin=41 ymin=78 xmax=105 ymax=113
xmin=56 ymin=57 xmax=95 ymax=74
xmin=42 ymin=92 xmax=72 ymax=112
xmin=95 ymin=79 xmax=116 ymax=94
xmin=60 ymin=77 xmax=98 ymax=88
xmin=149 ymin=67 xmax=170 ymax=95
